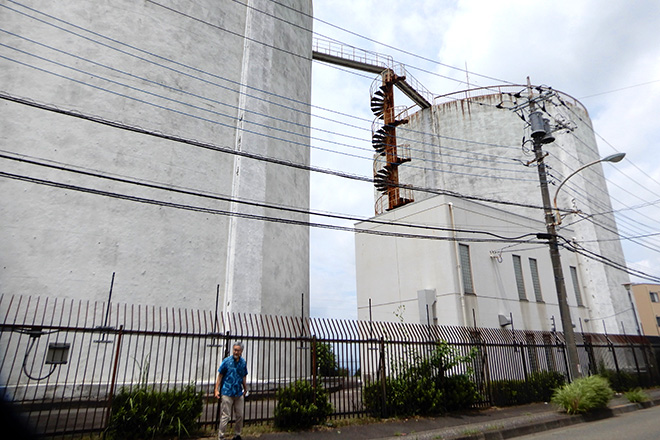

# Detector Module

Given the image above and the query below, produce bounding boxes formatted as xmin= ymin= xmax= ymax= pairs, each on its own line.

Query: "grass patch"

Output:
xmin=624 ymin=388 xmax=649 ymax=403
xmin=551 ymin=375 xmax=614 ymax=414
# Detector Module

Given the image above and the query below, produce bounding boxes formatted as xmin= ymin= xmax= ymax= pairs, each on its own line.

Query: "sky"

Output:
xmin=307 ymin=0 xmax=660 ymax=320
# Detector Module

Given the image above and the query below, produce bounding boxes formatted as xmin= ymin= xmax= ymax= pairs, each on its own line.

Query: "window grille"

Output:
xmin=569 ymin=266 xmax=584 ymax=307
xmin=459 ymin=244 xmax=475 ymax=294
xmin=513 ymin=255 xmax=526 ymax=300
xmin=529 ymin=258 xmax=543 ymax=302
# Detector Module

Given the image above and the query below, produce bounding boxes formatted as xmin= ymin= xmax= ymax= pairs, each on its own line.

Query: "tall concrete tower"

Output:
xmin=372 ymin=85 xmax=633 ymax=334
xmin=0 ymin=0 xmax=313 ymax=316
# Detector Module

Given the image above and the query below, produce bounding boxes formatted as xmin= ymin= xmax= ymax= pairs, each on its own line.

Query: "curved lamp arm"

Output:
xmin=552 ymin=152 xmax=625 ymax=225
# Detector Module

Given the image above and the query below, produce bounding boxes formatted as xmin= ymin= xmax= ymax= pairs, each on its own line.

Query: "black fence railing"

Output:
xmin=1 ymin=293 xmax=659 ymax=438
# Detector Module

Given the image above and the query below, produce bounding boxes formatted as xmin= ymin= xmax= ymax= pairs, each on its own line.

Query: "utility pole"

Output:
xmin=526 ymin=77 xmax=581 ymax=381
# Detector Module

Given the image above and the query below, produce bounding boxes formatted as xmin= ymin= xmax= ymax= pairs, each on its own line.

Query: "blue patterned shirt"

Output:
xmin=218 ymin=356 xmax=248 ymax=397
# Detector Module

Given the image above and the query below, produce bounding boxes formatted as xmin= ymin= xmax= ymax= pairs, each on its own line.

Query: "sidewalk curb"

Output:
xmin=389 ymin=397 xmax=660 ymax=440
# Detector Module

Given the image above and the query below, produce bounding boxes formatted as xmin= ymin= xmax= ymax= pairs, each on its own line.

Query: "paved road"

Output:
xmin=515 ymin=405 xmax=660 ymax=440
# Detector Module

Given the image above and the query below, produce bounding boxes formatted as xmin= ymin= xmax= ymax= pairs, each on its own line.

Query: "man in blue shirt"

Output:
xmin=214 ymin=342 xmax=248 ymax=440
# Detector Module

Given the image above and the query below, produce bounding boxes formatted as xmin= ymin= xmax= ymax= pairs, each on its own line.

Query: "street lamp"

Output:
xmin=553 ymin=153 xmax=626 ymax=225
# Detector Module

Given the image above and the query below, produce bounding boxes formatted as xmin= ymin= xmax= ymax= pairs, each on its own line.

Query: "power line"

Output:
xmin=0 ymin=50 xmax=537 ymax=185
xmin=578 ymin=79 xmax=660 ymax=99
xmin=0 ymin=169 xmax=544 ymax=245
xmin=0 ymin=91 xmax=551 ymax=212
xmin=560 ymin=237 xmax=660 ymax=283
xmin=5 ymin=2 xmax=656 ymax=250
xmin=264 ymin=0 xmax=517 ymax=86
xmin=0 ymin=13 xmax=535 ymax=175
xmin=0 ymin=151 xmax=540 ymax=242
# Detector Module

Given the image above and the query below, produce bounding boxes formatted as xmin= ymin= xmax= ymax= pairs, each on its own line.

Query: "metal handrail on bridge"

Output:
xmin=313 ymin=38 xmax=433 ymax=109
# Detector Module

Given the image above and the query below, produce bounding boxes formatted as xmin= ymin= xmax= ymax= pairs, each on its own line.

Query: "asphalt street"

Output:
xmin=514 ymin=404 xmax=660 ymax=440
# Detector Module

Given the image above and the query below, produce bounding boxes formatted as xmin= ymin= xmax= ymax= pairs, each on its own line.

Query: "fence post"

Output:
xmin=559 ymin=339 xmax=570 ymax=382
xmin=103 ymin=325 xmax=124 ymax=435
xmin=379 ymin=337 xmax=387 ymax=418
xmin=628 ymin=339 xmax=642 ymax=386
xmin=311 ymin=335 xmax=317 ymax=390
xmin=584 ymin=335 xmax=597 ymax=376
xmin=520 ymin=341 xmax=529 ymax=382
xmin=609 ymin=340 xmax=620 ymax=374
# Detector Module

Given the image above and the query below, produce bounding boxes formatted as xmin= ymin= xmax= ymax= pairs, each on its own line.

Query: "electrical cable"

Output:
xmin=18 ymin=328 xmax=60 ymax=381
xmin=559 ymin=237 xmax=660 ymax=283
xmin=0 ymin=151 xmax=540 ymax=242
xmin=5 ymin=2 xmax=657 ymax=252
xmin=0 ymin=170 xmax=546 ymax=245
xmin=0 ymin=22 xmax=529 ymax=169
xmin=262 ymin=0 xmax=517 ymax=86
xmin=0 ymin=91 xmax=551 ymax=211
xmin=578 ymin=79 xmax=660 ymax=99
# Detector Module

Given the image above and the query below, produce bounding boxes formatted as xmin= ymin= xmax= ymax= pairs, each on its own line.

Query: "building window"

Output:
xmin=656 ymin=316 xmax=660 ymax=327
xmin=529 ymin=258 xmax=543 ymax=302
xmin=513 ymin=255 xmax=527 ymax=300
xmin=650 ymin=292 xmax=659 ymax=303
xmin=459 ymin=244 xmax=475 ymax=294
xmin=569 ymin=266 xmax=584 ymax=307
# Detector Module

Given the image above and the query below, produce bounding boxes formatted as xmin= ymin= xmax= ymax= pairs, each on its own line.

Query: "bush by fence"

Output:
xmin=363 ymin=342 xmax=479 ymax=417
xmin=274 ymin=380 xmax=333 ymax=430
xmin=105 ymin=384 xmax=203 ymax=439
xmin=490 ymin=371 xmax=566 ymax=406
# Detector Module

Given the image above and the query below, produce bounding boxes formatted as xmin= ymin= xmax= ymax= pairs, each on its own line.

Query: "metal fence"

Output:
xmin=1 ymin=293 xmax=659 ymax=438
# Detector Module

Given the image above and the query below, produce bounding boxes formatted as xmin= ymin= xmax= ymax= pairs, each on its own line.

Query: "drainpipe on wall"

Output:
xmin=448 ymin=202 xmax=468 ymax=327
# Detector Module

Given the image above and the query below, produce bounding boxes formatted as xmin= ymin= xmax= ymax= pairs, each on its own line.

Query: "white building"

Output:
xmin=357 ymin=193 xmax=589 ymax=332
xmin=357 ymin=86 xmax=634 ymax=335
xmin=0 ymin=0 xmax=313 ymax=316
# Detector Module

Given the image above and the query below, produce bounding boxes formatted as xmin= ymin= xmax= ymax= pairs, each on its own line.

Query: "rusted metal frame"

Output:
xmin=104 ymin=325 xmax=123 ymax=435
xmin=152 ymin=306 xmax=164 ymax=392
xmin=163 ymin=308 xmax=175 ymax=393
xmin=50 ymin=299 xmax=77 ymax=437
xmin=93 ymin=302 xmax=117 ymax=431
xmin=79 ymin=301 xmax=106 ymax=435
xmin=22 ymin=296 xmax=52 ymax=433
xmin=67 ymin=299 xmax=92 ymax=437
xmin=0 ymin=296 xmax=22 ymax=388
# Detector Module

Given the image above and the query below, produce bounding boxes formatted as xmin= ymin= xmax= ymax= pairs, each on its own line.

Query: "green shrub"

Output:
xmin=106 ymin=384 xmax=203 ymax=439
xmin=598 ymin=368 xmax=637 ymax=392
xmin=363 ymin=342 xmax=478 ymax=417
xmin=490 ymin=371 xmax=565 ymax=406
xmin=528 ymin=371 xmax=566 ymax=402
xmin=624 ymin=388 xmax=649 ymax=403
xmin=489 ymin=379 xmax=529 ymax=406
xmin=274 ymin=380 xmax=333 ymax=430
xmin=551 ymin=375 xmax=614 ymax=414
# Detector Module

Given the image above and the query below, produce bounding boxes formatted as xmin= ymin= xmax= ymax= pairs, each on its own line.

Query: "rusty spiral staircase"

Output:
xmin=312 ymin=38 xmax=433 ymax=214
xmin=370 ymin=69 xmax=413 ymax=214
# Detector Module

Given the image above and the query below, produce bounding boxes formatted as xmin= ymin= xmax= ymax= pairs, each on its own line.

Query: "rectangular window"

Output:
xmin=529 ymin=258 xmax=543 ymax=302
xmin=650 ymin=292 xmax=659 ymax=303
xmin=513 ymin=255 xmax=527 ymax=300
xmin=459 ymin=244 xmax=475 ymax=294
xmin=569 ymin=266 xmax=584 ymax=307
xmin=656 ymin=316 xmax=660 ymax=327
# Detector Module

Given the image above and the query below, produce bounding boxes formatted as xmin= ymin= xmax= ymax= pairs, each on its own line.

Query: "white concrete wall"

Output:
xmin=356 ymin=194 xmax=592 ymax=333
xmin=388 ymin=90 xmax=632 ymax=333
xmin=0 ymin=0 xmax=312 ymax=316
